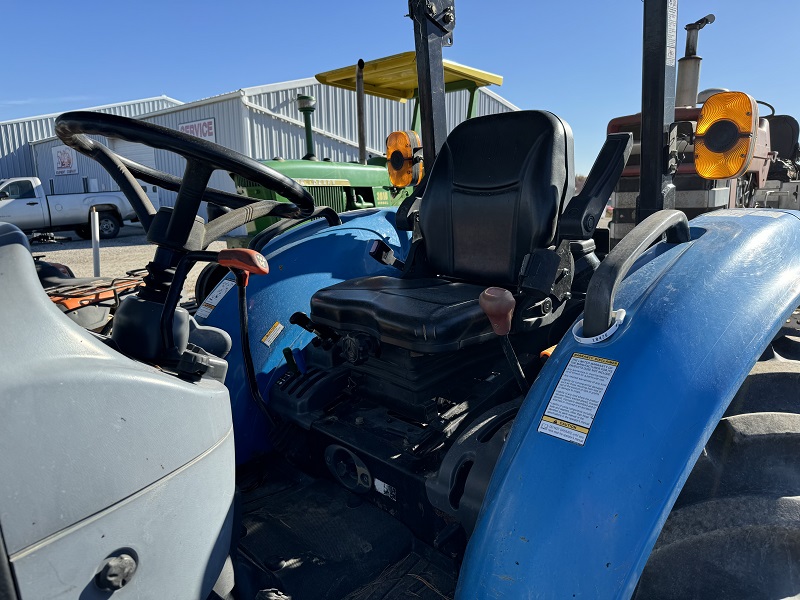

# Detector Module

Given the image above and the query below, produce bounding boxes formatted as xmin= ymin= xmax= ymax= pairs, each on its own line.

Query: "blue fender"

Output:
xmin=200 ymin=208 xmax=411 ymax=463
xmin=458 ymin=210 xmax=800 ymax=599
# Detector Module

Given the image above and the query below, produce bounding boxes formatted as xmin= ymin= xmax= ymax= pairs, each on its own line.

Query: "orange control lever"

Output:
xmin=218 ymin=249 xmax=269 ymax=274
xmin=479 ymin=287 xmax=515 ymax=336
xmin=218 ymin=249 xmax=269 ymax=287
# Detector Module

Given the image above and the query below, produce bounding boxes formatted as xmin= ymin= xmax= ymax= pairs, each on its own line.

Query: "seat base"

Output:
xmin=310 ymin=276 xmax=496 ymax=353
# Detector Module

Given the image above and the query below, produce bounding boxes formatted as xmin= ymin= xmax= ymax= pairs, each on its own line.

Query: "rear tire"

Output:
xmin=98 ymin=212 xmax=121 ymax=239
xmin=635 ymin=353 xmax=800 ymax=599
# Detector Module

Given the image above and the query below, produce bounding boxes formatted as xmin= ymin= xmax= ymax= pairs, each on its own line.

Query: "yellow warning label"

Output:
xmin=261 ymin=321 xmax=284 ymax=347
xmin=538 ymin=352 xmax=618 ymax=446
xmin=540 ymin=415 xmax=590 ymax=435
xmin=572 ymin=353 xmax=619 ymax=367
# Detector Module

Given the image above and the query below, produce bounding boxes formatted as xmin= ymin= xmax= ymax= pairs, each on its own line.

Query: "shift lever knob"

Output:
xmin=479 ymin=287 xmax=515 ymax=336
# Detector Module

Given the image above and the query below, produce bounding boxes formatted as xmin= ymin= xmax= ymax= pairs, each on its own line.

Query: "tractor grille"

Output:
xmin=306 ymin=186 xmax=348 ymax=213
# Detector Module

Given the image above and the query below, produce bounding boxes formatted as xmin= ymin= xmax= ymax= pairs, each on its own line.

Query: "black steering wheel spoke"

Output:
xmin=54 ymin=110 xmax=316 ymax=256
xmin=118 ymin=155 xmax=256 ymax=211
xmin=166 ymin=159 xmax=215 ymax=247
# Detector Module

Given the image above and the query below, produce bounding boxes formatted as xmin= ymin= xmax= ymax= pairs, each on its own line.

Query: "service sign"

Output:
xmin=178 ymin=118 xmax=216 ymax=142
xmin=52 ymin=145 xmax=78 ymax=176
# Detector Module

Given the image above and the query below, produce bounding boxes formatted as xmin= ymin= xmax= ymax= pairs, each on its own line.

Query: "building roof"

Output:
xmin=136 ymin=79 xmax=320 ymax=119
xmin=0 ymin=95 xmax=183 ymax=126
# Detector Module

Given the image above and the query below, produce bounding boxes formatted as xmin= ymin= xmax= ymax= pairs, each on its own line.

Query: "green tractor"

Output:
xmin=228 ymin=52 xmax=504 ymax=246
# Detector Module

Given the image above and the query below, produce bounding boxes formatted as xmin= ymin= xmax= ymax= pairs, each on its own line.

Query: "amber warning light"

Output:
xmin=386 ymin=130 xmax=424 ymax=187
xmin=695 ymin=91 xmax=758 ymax=180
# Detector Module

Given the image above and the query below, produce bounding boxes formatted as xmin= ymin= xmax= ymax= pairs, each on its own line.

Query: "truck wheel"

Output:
xmin=97 ymin=212 xmax=121 ymax=239
xmin=634 ymin=355 xmax=800 ymax=599
xmin=74 ymin=225 xmax=91 ymax=240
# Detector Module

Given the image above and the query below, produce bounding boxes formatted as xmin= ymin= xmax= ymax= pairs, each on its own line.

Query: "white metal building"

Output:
xmin=18 ymin=78 xmax=517 ymax=210
xmin=139 ymin=78 xmax=518 ymax=208
xmin=0 ymin=96 xmax=183 ymax=179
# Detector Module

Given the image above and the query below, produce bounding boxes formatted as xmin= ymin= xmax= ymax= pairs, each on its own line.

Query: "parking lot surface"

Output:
xmin=30 ymin=224 xmax=226 ymax=301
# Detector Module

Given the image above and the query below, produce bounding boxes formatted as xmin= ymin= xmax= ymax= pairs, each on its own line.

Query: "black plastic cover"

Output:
xmin=310 ymin=276 xmax=496 ymax=353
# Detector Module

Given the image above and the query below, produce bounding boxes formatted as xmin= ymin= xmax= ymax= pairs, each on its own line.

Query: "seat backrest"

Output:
xmin=766 ymin=115 xmax=800 ymax=163
xmin=419 ymin=110 xmax=574 ymax=286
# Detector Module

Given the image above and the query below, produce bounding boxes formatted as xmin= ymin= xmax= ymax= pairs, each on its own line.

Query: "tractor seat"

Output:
xmin=310 ymin=110 xmax=574 ymax=353
xmin=312 ymin=277 xmax=492 ymax=353
xmin=766 ymin=115 xmax=800 ymax=164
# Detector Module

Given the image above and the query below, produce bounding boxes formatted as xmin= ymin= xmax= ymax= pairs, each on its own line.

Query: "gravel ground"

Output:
xmin=30 ymin=223 xmax=227 ymax=301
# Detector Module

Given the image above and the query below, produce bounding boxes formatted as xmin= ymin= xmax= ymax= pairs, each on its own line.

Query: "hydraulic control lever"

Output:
xmin=219 ymin=249 xmax=275 ymax=425
xmin=159 ymin=248 xmax=268 ymax=353
xmin=479 ymin=287 xmax=529 ymax=394
xmin=218 ymin=248 xmax=270 ymax=286
xmin=289 ymin=312 xmax=339 ymax=349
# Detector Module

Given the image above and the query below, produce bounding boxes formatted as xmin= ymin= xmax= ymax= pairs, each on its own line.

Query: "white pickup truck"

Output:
xmin=0 ymin=177 xmax=136 ymax=239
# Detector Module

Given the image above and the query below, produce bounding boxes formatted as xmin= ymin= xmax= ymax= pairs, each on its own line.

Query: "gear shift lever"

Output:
xmin=480 ymin=287 xmax=529 ymax=393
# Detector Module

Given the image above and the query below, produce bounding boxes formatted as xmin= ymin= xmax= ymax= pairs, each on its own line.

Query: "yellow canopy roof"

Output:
xmin=315 ymin=51 xmax=503 ymax=103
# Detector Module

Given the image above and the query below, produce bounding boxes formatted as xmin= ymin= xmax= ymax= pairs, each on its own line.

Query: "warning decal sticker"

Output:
xmin=538 ymin=353 xmax=618 ymax=446
xmin=261 ymin=321 xmax=285 ymax=347
xmin=195 ymin=279 xmax=236 ymax=320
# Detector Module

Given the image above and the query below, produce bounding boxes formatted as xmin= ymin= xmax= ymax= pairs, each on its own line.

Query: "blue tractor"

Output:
xmin=2 ymin=1 xmax=799 ymax=598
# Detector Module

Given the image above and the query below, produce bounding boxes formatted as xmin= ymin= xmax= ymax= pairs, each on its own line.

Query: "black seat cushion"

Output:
xmin=311 ymin=276 xmax=495 ymax=353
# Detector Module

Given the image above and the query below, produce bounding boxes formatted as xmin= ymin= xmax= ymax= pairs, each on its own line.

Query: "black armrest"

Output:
xmin=558 ymin=132 xmax=633 ymax=242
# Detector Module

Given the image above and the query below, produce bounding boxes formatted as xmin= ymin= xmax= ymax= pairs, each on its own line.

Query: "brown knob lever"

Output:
xmin=479 ymin=287 xmax=516 ymax=336
xmin=479 ymin=287 xmax=529 ymax=393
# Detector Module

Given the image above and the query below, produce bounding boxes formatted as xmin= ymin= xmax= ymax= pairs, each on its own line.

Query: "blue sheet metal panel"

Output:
xmin=458 ymin=209 xmax=800 ymax=599
xmin=201 ymin=209 xmax=411 ymax=463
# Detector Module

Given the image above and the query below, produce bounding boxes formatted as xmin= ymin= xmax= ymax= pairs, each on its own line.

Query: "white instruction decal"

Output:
xmin=374 ymin=478 xmax=397 ymax=501
xmin=261 ymin=321 xmax=284 ymax=347
xmin=195 ymin=278 xmax=236 ymax=319
xmin=666 ymin=0 xmax=678 ymax=66
xmin=538 ymin=353 xmax=618 ymax=446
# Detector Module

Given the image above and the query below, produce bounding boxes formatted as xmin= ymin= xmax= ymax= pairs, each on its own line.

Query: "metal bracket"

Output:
xmin=423 ymin=0 xmax=456 ymax=44
xmin=408 ymin=0 xmax=455 ymax=163
xmin=666 ymin=124 xmax=679 ymax=175
xmin=518 ymin=240 xmax=574 ymax=302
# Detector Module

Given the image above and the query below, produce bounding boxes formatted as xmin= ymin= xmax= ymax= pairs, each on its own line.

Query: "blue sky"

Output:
xmin=3 ymin=0 xmax=798 ymax=174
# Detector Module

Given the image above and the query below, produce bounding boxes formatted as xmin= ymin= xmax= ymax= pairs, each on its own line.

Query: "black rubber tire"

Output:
xmin=74 ymin=224 xmax=91 ymax=240
xmin=634 ymin=352 xmax=800 ymax=599
xmin=97 ymin=211 xmax=121 ymax=239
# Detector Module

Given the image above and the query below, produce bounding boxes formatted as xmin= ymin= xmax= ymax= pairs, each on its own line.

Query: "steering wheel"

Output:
xmin=54 ymin=111 xmax=316 ymax=251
